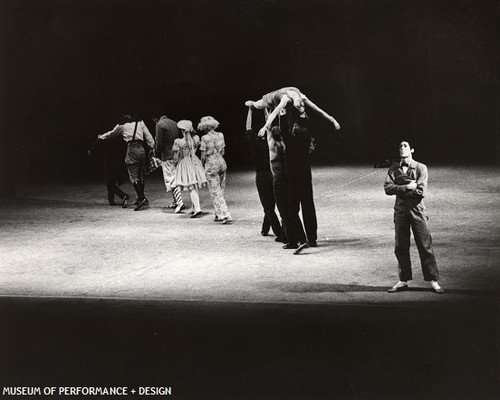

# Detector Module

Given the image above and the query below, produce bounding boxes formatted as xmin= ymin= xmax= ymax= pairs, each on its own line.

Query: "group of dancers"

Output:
xmin=96 ymin=113 xmax=233 ymax=224
xmin=95 ymin=86 xmax=339 ymax=241
xmin=94 ymin=86 xmax=444 ymax=292
xmin=244 ymin=87 xmax=341 ymax=254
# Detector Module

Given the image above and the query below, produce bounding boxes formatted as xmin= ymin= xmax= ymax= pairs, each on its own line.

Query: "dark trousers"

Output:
xmin=286 ymin=167 xmax=317 ymax=245
xmin=394 ymin=207 xmax=439 ymax=281
xmin=106 ymin=179 xmax=127 ymax=203
xmin=256 ymin=171 xmax=281 ymax=237
xmin=273 ymin=173 xmax=289 ymax=243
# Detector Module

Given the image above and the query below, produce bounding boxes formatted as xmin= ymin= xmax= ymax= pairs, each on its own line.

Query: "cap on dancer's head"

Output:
xmin=177 ymin=120 xmax=194 ymax=132
xmin=197 ymin=116 xmax=219 ymax=131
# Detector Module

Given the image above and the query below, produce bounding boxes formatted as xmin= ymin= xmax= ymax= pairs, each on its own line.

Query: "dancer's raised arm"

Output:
xmin=257 ymin=95 xmax=291 ymax=137
xmin=245 ymin=106 xmax=253 ymax=132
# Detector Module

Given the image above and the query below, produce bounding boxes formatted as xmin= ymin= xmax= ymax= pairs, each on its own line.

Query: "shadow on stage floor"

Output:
xmin=0 ymin=296 xmax=498 ymax=400
xmin=259 ymin=281 xmax=498 ymax=296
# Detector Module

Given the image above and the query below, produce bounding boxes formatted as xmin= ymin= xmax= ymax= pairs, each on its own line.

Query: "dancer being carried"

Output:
xmin=246 ymin=87 xmax=341 ymax=253
xmin=245 ymin=87 xmax=340 ymax=138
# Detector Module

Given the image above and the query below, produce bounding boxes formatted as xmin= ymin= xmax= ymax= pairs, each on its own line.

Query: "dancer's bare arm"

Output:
xmin=245 ymin=107 xmax=253 ymax=131
xmin=245 ymin=99 xmax=267 ymax=110
xmin=258 ymin=96 xmax=290 ymax=137
xmin=303 ymin=98 xmax=341 ymax=130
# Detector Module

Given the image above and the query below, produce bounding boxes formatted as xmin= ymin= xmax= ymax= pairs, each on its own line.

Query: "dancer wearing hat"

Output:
xmin=245 ymin=87 xmax=341 ymax=253
xmin=98 ymin=111 xmax=155 ymax=211
xmin=171 ymin=120 xmax=207 ymax=218
xmin=198 ymin=116 xmax=233 ymax=224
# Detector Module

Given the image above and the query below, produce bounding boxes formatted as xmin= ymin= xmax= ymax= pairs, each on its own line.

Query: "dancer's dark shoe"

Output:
xmin=293 ymin=242 xmax=310 ymax=255
xmin=121 ymin=194 xmax=129 ymax=208
xmin=191 ymin=211 xmax=203 ymax=218
xmin=134 ymin=198 xmax=148 ymax=211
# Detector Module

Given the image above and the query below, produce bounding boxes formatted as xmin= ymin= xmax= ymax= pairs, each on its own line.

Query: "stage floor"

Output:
xmin=1 ymin=165 xmax=498 ymax=303
xmin=1 ymin=165 xmax=499 ymax=399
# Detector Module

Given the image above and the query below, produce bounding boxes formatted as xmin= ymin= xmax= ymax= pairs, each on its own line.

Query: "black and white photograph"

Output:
xmin=0 ymin=0 xmax=498 ymax=399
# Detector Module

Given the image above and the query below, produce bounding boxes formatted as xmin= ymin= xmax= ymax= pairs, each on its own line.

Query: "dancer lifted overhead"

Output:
xmin=245 ymin=87 xmax=340 ymax=138
xmin=246 ymin=87 xmax=341 ymax=253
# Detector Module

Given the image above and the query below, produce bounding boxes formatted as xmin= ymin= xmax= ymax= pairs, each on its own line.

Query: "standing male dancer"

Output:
xmin=384 ymin=141 xmax=444 ymax=294
xmin=154 ymin=115 xmax=184 ymax=213
xmin=245 ymin=106 xmax=283 ymax=240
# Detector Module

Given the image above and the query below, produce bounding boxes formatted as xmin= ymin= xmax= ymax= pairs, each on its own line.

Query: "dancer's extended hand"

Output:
xmin=329 ymin=116 xmax=341 ymax=130
xmin=258 ymin=126 xmax=267 ymax=138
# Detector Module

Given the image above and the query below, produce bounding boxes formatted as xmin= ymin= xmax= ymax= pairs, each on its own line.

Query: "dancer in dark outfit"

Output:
xmin=246 ymin=87 xmax=340 ymax=254
xmin=279 ymin=109 xmax=315 ymax=253
xmin=245 ymin=106 xmax=282 ymax=240
xmin=89 ymin=136 xmax=129 ymax=206
xmin=248 ymin=105 xmax=293 ymax=246
xmin=154 ymin=115 xmax=184 ymax=211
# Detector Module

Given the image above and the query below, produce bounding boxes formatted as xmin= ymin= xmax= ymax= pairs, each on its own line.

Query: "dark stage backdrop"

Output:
xmin=0 ymin=0 xmax=498 ymax=191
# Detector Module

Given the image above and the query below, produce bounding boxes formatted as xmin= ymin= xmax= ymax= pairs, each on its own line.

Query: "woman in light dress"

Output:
xmin=171 ymin=120 xmax=207 ymax=217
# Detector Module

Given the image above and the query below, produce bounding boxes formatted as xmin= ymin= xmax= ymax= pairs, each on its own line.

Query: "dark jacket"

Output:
xmin=155 ymin=116 xmax=180 ymax=161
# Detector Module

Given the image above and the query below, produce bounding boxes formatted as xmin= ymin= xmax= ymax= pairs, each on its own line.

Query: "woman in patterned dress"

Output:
xmin=198 ymin=116 xmax=233 ymax=224
xmin=171 ymin=120 xmax=207 ymax=217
